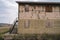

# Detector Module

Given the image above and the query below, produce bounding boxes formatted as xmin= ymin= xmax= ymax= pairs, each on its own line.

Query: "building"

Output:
xmin=16 ymin=1 xmax=60 ymax=34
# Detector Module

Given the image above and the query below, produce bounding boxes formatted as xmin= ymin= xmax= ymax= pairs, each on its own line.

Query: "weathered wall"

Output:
xmin=18 ymin=5 xmax=60 ymax=34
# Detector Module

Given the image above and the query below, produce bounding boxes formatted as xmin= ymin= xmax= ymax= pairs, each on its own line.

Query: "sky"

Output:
xmin=0 ymin=0 xmax=60 ymax=24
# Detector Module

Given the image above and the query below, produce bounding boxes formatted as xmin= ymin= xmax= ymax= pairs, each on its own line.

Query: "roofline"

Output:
xmin=16 ymin=1 xmax=60 ymax=5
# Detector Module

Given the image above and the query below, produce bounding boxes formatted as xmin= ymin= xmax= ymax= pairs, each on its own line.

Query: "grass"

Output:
xmin=13 ymin=34 xmax=60 ymax=40
xmin=0 ymin=27 xmax=9 ymax=34
xmin=0 ymin=27 xmax=10 ymax=40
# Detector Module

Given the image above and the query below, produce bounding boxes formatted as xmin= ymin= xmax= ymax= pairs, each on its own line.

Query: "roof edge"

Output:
xmin=16 ymin=1 xmax=60 ymax=5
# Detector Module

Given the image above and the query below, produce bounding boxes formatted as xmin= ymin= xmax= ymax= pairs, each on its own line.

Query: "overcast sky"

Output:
xmin=0 ymin=0 xmax=60 ymax=24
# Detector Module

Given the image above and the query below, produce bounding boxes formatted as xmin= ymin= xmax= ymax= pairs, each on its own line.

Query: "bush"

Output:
xmin=41 ymin=34 xmax=60 ymax=40
xmin=12 ymin=34 xmax=60 ymax=40
xmin=0 ymin=37 xmax=4 ymax=40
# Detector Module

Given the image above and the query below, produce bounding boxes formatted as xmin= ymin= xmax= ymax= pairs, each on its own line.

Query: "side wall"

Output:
xmin=18 ymin=5 xmax=60 ymax=34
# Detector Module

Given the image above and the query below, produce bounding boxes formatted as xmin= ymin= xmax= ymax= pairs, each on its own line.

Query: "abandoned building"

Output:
xmin=16 ymin=1 xmax=60 ymax=34
xmin=3 ymin=1 xmax=60 ymax=40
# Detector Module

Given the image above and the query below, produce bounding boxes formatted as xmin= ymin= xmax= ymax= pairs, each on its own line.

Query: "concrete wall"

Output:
xmin=18 ymin=5 xmax=60 ymax=34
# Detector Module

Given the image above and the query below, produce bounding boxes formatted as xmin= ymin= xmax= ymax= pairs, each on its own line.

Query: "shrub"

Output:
xmin=0 ymin=37 xmax=4 ymax=40
xmin=12 ymin=34 xmax=60 ymax=40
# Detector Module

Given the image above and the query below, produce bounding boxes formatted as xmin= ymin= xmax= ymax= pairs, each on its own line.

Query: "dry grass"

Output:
xmin=0 ymin=27 xmax=9 ymax=34
xmin=0 ymin=27 xmax=10 ymax=40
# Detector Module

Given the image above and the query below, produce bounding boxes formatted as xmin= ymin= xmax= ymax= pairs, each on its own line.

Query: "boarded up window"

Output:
xmin=24 ymin=20 xmax=30 ymax=28
xmin=45 ymin=5 xmax=52 ymax=12
xmin=25 ymin=5 xmax=29 ymax=12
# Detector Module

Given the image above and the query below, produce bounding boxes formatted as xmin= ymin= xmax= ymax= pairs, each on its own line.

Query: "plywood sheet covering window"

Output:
xmin=45 ymin=5 xmax=52 ymax=12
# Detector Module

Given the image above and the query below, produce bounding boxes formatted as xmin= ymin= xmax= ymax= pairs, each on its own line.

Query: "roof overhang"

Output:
xmin=16 ymin=1 xmax=60 ymax=5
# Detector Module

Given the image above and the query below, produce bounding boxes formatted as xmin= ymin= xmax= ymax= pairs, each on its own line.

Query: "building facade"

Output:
xmin=17 ymin=1 xmax=60 ymax=34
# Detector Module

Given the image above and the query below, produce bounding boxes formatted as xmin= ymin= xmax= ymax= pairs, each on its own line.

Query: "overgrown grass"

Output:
xmin=12 ymin=34 xmax=60 ymax=40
